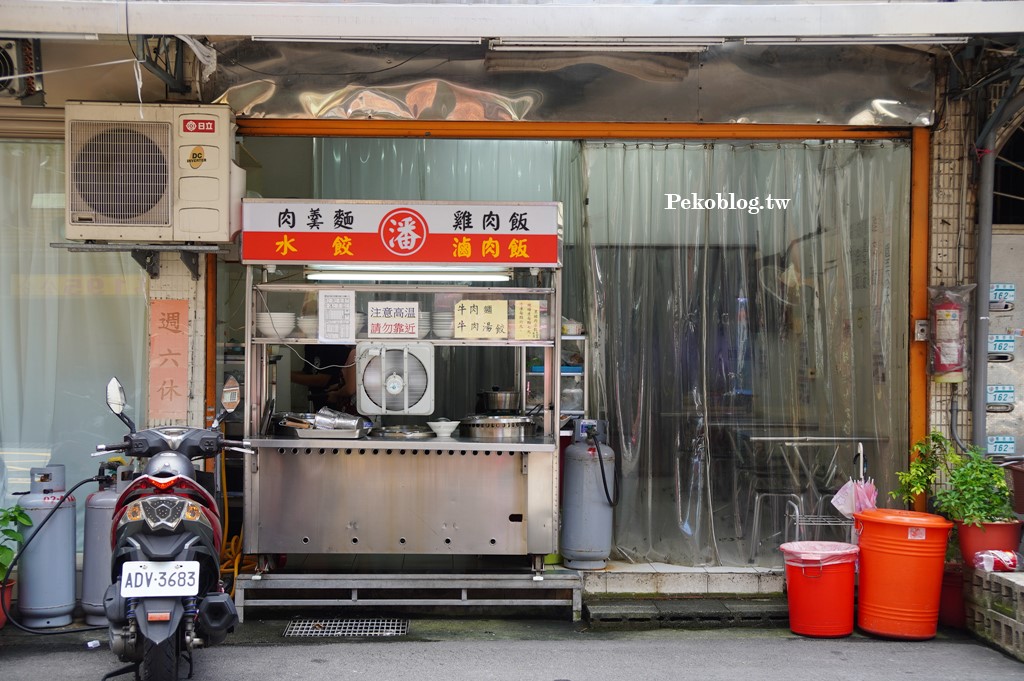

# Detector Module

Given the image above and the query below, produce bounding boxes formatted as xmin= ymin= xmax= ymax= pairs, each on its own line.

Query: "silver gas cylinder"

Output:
xmin=17 ymin=465 xmax=76 ymax=627
xmin=561 ymin=420 xmax=616 ymax=570
xmin=82 ymin=465 xmax=131 ymax=625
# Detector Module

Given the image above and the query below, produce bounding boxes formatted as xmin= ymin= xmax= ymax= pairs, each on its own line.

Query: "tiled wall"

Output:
xmin=148 ymin=256 xmax=206 ymax=427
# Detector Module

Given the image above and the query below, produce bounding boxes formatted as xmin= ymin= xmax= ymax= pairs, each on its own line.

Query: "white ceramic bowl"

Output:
xmin=256 ymin=320 xmax=289 ymax=337
xmin=427 ymin=420 xmax=460 ymax=437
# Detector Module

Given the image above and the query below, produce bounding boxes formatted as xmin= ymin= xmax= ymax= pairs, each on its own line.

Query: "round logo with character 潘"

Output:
xmin=379 ymin=207 xmax=428 ymax=257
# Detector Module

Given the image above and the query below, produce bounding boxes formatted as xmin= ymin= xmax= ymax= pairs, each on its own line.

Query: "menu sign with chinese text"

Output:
xmin=368 ymin=302 xmax=419 ymax=338
xmin=455 ymin=300 xmax=509 ymax=340
xmin=149 ymin=299 xmax=189 ymax=421
xmin=514 ymin=301 xmax=541 ymax=340
xmin=242 ymin=199 xmax=561 ymax=267
xmin=318 ymin=289 xmax=356 ymax=342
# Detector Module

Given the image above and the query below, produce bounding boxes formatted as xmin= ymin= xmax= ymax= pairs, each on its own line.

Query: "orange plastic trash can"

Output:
xmin=853 ymin=509 xmax=952 ymax=640
xmin=780 ymin=541 xmax=859 ymax=637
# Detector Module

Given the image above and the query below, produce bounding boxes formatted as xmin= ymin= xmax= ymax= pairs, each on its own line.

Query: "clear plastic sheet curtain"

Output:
xmin=583 ymin=140 xmax=909 ymax=566
xmin=313 ymin=138 xmax=584 ymax=418
xmin=0 ymin=140 xmax=147 ymax=546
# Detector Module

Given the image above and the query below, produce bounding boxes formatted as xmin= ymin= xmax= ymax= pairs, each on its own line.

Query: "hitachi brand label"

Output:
xmin=182 ymin=118 xmax=216 ymax=134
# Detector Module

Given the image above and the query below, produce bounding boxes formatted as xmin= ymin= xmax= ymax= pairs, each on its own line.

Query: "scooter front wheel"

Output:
xmin=140 ymin=635 xmax=180 ymax=681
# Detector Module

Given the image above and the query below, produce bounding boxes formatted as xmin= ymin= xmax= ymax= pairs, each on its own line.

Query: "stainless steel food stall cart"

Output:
xmin=233 ymin=199 xmax=581 ymax=619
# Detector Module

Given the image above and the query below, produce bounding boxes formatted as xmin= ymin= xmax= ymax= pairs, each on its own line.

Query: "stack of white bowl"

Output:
xmin=255 ymin=312 xmax=296 ymax=338
xmin=432 ymin=311 xmax=455 ymax=338
xmin=418 ymin=310 xmax=431 ymax=338
xmin=297 ymin=315 xmax=319 ymax=338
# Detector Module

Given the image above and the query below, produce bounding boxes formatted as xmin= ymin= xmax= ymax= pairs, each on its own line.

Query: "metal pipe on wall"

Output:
xmin=972 ymin=88 xmax=1024 ymax=448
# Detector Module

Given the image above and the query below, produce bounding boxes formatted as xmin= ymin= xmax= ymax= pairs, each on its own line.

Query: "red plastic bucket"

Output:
xmin=854 ymin=509 xmax=952 ymax=640
xmin=780 ymin=541 xmax=859 ymax=637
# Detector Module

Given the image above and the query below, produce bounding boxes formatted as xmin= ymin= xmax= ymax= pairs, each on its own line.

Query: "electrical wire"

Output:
xmin=0 ymin=58 xmax=138 ymax=83
xmin=1 ymin=476 xmax=108 ymax=635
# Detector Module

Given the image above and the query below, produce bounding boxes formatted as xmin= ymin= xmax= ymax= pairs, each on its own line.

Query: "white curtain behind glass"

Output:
xmin=583 ymin=140 xmax=910 ymax=567
xmin=0 ymin=140 xmax=147 ymax=548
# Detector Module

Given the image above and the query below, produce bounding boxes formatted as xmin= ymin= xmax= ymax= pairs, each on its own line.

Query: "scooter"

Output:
xmin=97 ymin=376 xmax=249 ymax=681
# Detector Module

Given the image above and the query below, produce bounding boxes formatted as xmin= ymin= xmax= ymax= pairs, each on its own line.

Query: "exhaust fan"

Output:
xmin=356 ymin=342 xmax=434 ymax=416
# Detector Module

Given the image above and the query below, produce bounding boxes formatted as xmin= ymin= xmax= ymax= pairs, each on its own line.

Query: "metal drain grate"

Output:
xmin=283 ymin=617 xmax=409 ymax=638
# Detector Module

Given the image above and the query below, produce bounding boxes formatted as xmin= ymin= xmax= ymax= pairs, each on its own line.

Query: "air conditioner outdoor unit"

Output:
xmin=0 ymin=38 xmax=42 ymax=100
xmin=65 ymin=101 xmax=244 ymax=243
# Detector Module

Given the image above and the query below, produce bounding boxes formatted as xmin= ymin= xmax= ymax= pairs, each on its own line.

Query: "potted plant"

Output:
xmin=0 ymin=504 xmax=31 ymax=629
xmin=934 ymin=448 xmax=1022 ymax=564
xmin=890 ymin=431 xmax=1015 ymax=629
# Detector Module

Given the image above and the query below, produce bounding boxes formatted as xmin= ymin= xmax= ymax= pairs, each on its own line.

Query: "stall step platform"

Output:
xmin=234 ymin=571 xmax=584 ymax=622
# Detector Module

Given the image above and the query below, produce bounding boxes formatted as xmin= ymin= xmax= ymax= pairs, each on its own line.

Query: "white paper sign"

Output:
xmin=318 ymin=289 xmax=356 ymax=342
xmin=368 ymin=301 xmax=419 ymax=338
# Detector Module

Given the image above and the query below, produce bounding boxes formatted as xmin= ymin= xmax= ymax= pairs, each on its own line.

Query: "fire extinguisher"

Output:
xmin=930 ymin=285 xmax=974 ymax=383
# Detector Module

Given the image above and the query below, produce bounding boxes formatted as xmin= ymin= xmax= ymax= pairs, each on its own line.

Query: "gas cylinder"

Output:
xmin=82 ymin=465 xmax=131 ymax=625
xmin=561 ymin=420 xmax=617 ymax=570
xmin=17 ymin=465 xmax=76 ymax=627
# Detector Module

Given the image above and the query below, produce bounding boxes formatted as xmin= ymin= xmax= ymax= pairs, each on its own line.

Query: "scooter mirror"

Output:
xmin=106 ymin=377 xmax=127 ymax=415
xmin=221 ymin=376 xmax=241 ymax=413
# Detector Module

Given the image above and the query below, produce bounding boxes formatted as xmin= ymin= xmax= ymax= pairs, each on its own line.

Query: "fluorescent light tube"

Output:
xmin=305 ymin=271 xmax=511 ymax=282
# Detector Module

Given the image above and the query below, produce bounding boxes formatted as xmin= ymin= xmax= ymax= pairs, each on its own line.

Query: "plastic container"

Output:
xmin=779 ymin=541 xmax=859 ymax=637
xmin=853 ymin=509 xmax=952 ymax=640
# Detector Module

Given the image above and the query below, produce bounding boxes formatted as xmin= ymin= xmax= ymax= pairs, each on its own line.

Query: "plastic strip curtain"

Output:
xmin=583 ymin=140 xmax=910 ymax=566
xmin=313 ymin=138 xmax=585 ymax=417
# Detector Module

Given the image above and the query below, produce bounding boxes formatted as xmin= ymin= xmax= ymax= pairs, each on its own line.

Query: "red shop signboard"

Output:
xmin=241 ymin=199 xmax=562 ymax=267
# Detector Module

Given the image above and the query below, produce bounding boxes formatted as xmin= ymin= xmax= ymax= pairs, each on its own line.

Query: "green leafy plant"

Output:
xmin=934 ymin=449 xmax=1016 ymax=527
xmin=0 ymin=505 xmax=32 ymax=581
xmin=892 ymin=431 xmax=1016 ymax=528
xmin=891 ymin=430 xmax=962 ymax=505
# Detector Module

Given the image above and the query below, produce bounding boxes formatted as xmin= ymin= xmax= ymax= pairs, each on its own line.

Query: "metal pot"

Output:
xmin=477 ymin=387 xmax=520 ymax=413
xmin=460 ymin=415 xmax=535 ymax=441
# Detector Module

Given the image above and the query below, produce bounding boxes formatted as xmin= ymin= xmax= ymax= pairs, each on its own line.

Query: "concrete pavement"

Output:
xmin=1 ymin=616 xmax=1021 ymax=681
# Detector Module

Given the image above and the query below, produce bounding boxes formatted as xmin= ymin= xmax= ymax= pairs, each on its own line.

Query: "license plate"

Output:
xmin=120 ymin=561 xmax=200 ymax=598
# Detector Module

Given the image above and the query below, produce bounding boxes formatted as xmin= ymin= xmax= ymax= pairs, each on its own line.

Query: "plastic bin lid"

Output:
xmin=779 ymin=541 xmax=859 ymax=565
xmin=853 ymin=508 xmax=952 ymax=528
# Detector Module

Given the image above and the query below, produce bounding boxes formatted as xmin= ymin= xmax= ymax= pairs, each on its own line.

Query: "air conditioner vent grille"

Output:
xmin=68 ymin=120 xmax=171 ymax=226
xmin=0 ymin=44 xmax=14 ymax=95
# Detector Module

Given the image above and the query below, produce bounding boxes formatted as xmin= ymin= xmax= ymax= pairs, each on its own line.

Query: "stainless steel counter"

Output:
xmin=243 ymin=437 xmax=559 ymax=558
xmin=250 ymin=435 xmax=558 ymax=452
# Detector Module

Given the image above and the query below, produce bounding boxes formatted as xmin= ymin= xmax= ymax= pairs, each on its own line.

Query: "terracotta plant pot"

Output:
xmin=955 ymin=519 xmax=1024 ymax=566
xmin=0 ymin=579 xmax=12 ymax=630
